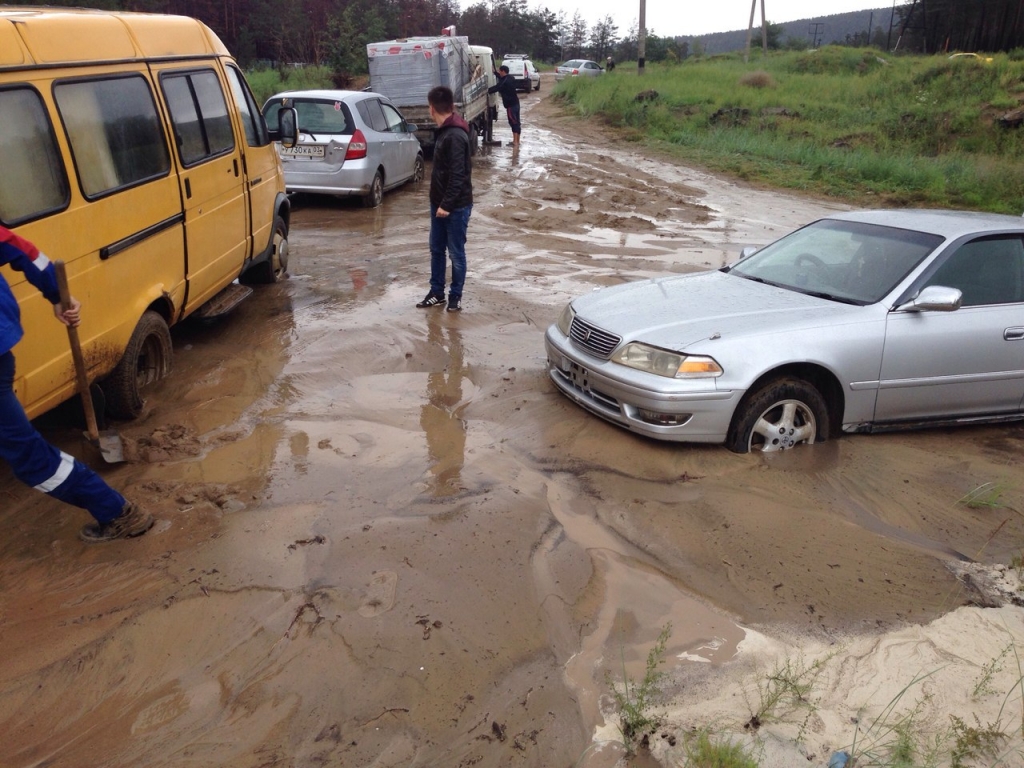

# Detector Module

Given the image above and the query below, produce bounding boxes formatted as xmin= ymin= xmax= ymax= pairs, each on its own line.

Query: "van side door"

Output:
xmin=152 ymin=62 xmax=248 ymax=316
xmin=223 ymin=64 xmax=281 ymax=263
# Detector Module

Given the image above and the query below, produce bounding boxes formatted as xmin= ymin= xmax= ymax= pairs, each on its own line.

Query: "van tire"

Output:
xmin=102 ymin=311 xmax=172 ymax=420
xmin=241 ymin=216 xmax=289 ymax=284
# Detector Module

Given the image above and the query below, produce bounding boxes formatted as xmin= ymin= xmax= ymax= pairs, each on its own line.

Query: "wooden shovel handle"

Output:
xmin=53 ymin=260 xmax=100 ymax=440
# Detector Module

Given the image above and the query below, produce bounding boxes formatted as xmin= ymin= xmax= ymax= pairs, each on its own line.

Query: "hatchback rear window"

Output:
xmin=264 ymin=98 xmax=353 ymax=135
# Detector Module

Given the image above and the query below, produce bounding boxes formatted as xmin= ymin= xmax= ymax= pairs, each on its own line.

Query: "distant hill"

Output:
xmin=685 ymin=7 xmax=898 ymax=54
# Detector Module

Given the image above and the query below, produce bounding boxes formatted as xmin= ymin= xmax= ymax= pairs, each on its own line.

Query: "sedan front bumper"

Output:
xmin=544 ymin=327 xmax=740 ymax=443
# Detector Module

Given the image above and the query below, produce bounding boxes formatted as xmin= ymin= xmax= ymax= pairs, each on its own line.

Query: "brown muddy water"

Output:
xmin=2 ymin=83 xmax=1024 ymax=768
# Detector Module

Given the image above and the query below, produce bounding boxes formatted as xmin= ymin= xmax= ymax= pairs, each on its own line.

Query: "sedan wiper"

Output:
xmin=733 ymin=273 xmax=783 ymax=288
xmin=798 ymin=289 xmax=860 ymax=305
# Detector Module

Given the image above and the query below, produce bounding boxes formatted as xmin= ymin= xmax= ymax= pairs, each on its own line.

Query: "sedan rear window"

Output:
xmin=731 ymin=220 xmax=943 ymax=304
xmin=263 ymin=98 xmax=353 ymax=135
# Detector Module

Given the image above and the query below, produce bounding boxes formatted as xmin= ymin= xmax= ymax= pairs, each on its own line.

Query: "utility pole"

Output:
xmin=638 ymin=0 xmax=646 ymax=75
xmin=744 ymin=0 xmax=766 ymax=63
xmin=809 ymin=22 xmax=824 ymax=48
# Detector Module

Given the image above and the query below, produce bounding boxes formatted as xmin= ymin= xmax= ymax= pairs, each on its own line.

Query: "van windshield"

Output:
xmin=263 ymin=98 xmax=353 ymax=136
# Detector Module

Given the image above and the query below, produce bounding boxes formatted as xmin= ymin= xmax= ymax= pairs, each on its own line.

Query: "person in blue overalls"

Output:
xmin=0 ymin=225 xmax=153 ymax=543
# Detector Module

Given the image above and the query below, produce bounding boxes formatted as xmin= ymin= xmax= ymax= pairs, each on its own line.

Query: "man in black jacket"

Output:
xmin=416 ymin=86 xmax=473 ymax=312
xmin=488 ymin=65 xmax=521 ymax=147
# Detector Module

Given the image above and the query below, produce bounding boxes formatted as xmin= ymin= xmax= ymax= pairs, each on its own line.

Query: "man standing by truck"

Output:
xmin=416 ymin=86 xmax=473 ymax=313
xmin=0 ymin=226 xmax=153 ymax=543
xmin=488 ymin=65 xmax=521 ymax=147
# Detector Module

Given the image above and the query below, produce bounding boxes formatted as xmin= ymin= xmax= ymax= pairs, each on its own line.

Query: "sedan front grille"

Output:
xmin=569 ymin=316 xmax=621 ymax=359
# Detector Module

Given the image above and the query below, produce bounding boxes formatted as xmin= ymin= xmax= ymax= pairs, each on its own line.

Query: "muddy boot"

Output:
xmin=79 ymin=502 xmax=154 ymax=543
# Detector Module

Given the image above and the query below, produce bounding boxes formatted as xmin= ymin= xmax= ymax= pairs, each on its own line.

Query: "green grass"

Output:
xmin=245 ymin=65 xmax=335 ymax=106
xmin=554 ymin=48 xmax=1024 ymax=213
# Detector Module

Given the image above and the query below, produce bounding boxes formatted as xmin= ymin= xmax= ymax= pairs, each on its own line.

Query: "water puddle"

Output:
xmin=535 ymin=481 xmax=746 ymax=753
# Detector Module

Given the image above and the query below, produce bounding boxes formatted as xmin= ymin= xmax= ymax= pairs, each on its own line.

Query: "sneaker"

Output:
xmin=79 ymin=502 xmax=154 ymax=544
xmin=446 ymin=297 xmax=462 ymax=312
xmin=416 ymin=292 xmax=445 ymax=308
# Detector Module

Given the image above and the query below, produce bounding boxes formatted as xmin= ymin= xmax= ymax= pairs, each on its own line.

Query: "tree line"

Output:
xmin=12 ymin=0 xmax=1024 ymax=74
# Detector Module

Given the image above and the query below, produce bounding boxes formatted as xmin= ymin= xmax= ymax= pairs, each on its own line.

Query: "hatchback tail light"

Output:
xmin=345 ymin=128 xmax=367 ymax=160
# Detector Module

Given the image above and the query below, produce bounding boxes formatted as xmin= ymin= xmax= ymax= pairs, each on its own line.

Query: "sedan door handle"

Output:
xmin=1004 ymin=327 xmax=1024 ymax=341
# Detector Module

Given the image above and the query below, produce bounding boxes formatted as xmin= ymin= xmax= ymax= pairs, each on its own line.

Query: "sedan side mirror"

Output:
xmin=405 ymin=122 xmax=419 ymax=133
xmin=897 ymin=284 xmax=963 ymax=312
xmin=738 ymin=246 xmax=759 ymax=260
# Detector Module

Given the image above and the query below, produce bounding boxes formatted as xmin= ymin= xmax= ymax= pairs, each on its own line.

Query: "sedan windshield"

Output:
xmin=729 ymin=220 xmax=944 ymax=304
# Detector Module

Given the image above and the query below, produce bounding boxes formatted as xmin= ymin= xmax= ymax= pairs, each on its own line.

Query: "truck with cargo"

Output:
xmin=367 ymin=32 xmax=497 ymax=154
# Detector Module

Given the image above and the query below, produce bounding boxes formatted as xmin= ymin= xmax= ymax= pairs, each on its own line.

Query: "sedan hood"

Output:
xmin=571 ymin=271 xmax=864 ymax=351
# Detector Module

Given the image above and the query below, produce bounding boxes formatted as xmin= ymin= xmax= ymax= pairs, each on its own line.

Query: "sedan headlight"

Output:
xmin=556 ymin=302 xmax=576 ymax=336
xmin=611 ymin=342 xmax=723 ymax=379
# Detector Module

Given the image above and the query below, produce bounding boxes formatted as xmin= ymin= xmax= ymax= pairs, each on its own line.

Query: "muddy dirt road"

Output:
xmin=3 ymin=85 xmax=1024 ymax=768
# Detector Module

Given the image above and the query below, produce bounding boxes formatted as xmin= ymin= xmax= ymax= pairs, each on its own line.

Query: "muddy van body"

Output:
xmin=0 ymin=7 xmax=294 ymax=420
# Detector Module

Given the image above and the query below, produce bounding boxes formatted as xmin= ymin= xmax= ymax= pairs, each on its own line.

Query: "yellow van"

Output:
xmin=0 ymin=7 xmax=297 ymax=420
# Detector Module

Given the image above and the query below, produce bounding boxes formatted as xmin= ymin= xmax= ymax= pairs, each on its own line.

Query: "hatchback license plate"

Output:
xmin=282 ymin=145 xmax=324 ymax=157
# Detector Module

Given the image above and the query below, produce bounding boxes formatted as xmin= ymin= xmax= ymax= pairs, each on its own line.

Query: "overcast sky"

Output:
xmin=540 ymin=0 xmax=895 ymax=37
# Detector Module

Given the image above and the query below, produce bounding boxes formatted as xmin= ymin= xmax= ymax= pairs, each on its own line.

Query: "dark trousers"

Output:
xmin=506 ymin=103 xmax=521 ymax=135
xmin=0 ymin=351 xmax=124 ymax=522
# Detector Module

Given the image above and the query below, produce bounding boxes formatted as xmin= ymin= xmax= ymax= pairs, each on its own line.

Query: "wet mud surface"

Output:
xmin=3 ymin=82 xmax=1024 ymax=767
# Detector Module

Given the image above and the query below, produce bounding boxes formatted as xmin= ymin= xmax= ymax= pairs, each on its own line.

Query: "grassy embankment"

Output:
xmin=554 ymin=48 xmax=1024 ymax=214
xmin=246 ymin=65 xmax=335 ymax=107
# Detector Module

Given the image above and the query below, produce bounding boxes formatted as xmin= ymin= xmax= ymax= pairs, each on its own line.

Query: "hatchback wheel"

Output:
xmin=726 ymin=378 xmax=829 ymax=453
xmin=362 ymin=171 xmax=383 ymax=208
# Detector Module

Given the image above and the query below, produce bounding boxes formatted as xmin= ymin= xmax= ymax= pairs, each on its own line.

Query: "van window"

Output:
xmin=162 ymin=69 xmax=235 ymax=166
xmin=0 ymin=87 xmax=69 ymax=225
xmin=225 ymin=65 xmax=269 ymax=147
xmin=53 ymin=75 xmax=169 ymax=199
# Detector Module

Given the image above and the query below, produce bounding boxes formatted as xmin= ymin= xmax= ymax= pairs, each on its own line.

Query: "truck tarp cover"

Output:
xmin=367 ymin=36 xmax=475 ymax=107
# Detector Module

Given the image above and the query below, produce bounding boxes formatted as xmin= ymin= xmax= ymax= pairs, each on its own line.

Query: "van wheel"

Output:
xmin=241 ymin=216 xmax=289 ymax=284
xmin=102 ymin=311 xmax=172 ymax=420
xmin=363 ymin=171 xmax=383 ymax=208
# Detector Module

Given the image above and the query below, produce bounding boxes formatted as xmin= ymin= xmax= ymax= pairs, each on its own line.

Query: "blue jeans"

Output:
xmin=429 ymin=205 xmax=472 ymax=300
xmin=0 ymin=351 xmax=125 ymax=522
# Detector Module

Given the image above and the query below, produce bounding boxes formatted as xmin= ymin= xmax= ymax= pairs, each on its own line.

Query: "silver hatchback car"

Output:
xmin=555 ymin=59 xmax=604 ymax=80
xmin=262 ymin=90 xmax=424 ymax=207
xmin=546 ymin=210 xmax=1024 ymax=452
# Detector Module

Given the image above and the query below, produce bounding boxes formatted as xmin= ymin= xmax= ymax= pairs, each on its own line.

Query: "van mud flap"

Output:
xmin=192 ymin=283 xmax=253 ymax=319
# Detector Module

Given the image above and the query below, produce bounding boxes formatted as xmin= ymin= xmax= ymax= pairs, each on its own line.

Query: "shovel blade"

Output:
xmin=85 ymin=429 xmax=126 ymax=463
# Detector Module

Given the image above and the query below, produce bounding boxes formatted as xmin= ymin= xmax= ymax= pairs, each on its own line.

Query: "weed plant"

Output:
xmin=680 ymin=729 xmax=758 ymax=768
xmin=957 ymin=482 xmax=1010 ymax=510
xmin=608 ymin=623 xmax=671 ymax=754
xmin=554 ymin=48 xmax=1024 ymax=212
